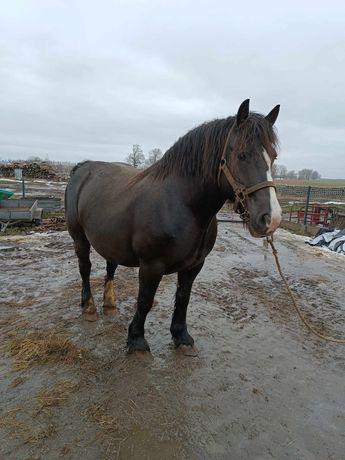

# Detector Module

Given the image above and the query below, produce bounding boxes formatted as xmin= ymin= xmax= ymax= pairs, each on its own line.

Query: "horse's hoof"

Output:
xmin=127 ymin=336 xmax=150 ymax=353
xmin=82 ymin=310 xmax=98 ymax=322
xmin=172 ymin=332 xmax=194 ymax=348
xmin=177 ymin=344 xmax=198 ymax=357
xmin=103 ymin=306 xmax=117 ymax=317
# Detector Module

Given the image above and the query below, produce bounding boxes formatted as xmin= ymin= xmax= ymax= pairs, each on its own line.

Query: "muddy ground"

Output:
xmin=1 ymin=222 xmax=345 ymax=460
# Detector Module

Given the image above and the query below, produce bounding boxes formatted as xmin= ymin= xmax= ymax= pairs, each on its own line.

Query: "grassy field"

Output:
xmin=277 ymin=178 xmax=345 ymax=187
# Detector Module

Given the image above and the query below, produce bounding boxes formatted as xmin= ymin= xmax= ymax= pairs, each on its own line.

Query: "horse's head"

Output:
xmin=219 ymin=99 xmax=282 ymax=237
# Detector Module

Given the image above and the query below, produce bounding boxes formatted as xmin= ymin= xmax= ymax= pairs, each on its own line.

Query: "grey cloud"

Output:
xmin=1 ymin=0 xmax=345 ymax=177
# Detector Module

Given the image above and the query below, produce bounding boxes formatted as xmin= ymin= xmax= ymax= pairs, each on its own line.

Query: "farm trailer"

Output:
xmin=0 ymin=199 xmax=43 ymax=231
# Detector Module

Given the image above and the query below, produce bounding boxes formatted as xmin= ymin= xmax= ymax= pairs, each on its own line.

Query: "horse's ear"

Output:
xmin=266 ymin=105 xmax=280 ymax=125
xmin=236 ymin=99 xmax=250 ymax=127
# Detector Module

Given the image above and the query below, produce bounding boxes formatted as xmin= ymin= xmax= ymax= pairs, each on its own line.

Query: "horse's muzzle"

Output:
xmin=249 ymin=212 xmax=282 ymax=238
xmin=265 ymin=213 xmax=282 ymax=234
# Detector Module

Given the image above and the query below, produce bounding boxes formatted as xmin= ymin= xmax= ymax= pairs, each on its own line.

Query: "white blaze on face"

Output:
xmin=263 ymin=150 xmax=282 ymax=232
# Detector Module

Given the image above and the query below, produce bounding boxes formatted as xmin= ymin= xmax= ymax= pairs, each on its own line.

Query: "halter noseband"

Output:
xmin=217 ymin=123 xmax=276 ymax=223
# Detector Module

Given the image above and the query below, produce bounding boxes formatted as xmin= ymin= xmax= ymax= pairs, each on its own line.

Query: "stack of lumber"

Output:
xmin=39 ymin=216 xmax=66 ymax=232
xmin=0 ymin=161 xmax=58 ymax=180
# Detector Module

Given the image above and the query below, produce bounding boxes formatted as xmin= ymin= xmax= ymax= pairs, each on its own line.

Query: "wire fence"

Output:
xmin=277 ymin=185 xmax=345 ymax=228
xmin=276 ymin=185 xmax=345 ymax=204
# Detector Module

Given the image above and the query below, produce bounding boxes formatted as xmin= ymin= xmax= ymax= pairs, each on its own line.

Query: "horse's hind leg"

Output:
xmin=73 ymin=233 xmax=97 ymax=321
xmin=170 ymin=261 xmax=204 ymax=347
xmin=103 ymin=261 xmax=117 ymax=316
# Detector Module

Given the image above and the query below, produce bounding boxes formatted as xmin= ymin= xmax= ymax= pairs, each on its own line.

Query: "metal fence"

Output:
xmin=277 ymin=185 xmax=345 ymax=228
xmin=276 ymin=185 xmax=345 ymax=203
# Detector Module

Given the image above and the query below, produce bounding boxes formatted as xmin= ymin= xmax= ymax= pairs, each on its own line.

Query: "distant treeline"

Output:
xmin=272 ymin=164 xmax=321 ymax=180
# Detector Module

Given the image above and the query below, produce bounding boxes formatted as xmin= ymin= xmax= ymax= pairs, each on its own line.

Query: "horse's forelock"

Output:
xmin=233 ymin=114 xmax=278 ymax=160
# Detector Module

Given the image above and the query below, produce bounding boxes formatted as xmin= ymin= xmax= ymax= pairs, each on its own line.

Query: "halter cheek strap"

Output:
xmin=217 ymin=124 xmax=276 ymax=222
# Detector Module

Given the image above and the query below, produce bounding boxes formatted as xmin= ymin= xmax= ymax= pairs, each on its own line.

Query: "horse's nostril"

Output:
xmin=260 ymin=213 xmax=271 ymax=227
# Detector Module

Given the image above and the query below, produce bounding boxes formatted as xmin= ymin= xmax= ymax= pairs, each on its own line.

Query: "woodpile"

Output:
xmin=0 ymin=161 xmax=59 ymax=180
xmin=38 ymin=216 xmax=66 ymax=232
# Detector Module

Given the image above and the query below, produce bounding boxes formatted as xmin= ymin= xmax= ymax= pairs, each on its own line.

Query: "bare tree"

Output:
xmin=311 ymin=170 xmax=321 ymax=180
xmin=125 ymin=144 xmax=145 ymax=168
xmin=298 ymin=169 xmax=313 ymax=180
xmin=286 ymin=170 xmax=297 ymax=179
xmin=272 ymin=163 xmax=280 ymax=179
xmin=146 ymin=148 xmax=162 ymax=166
xmin=279 ymin=165 xmax=287 ymax=179
xmin=272 ymin=163 xmax=287 ymax=179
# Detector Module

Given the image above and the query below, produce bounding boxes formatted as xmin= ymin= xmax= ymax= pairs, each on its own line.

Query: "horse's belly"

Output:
xmin=94 ymin=245 xmax=140 ymax=267
xmin=164 ymin=256 xmax=204 ymax=275
xmin=85 ymin=232 xmax=140 ymax=267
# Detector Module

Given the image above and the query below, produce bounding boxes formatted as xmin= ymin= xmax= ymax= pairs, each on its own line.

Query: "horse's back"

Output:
xmin=65 ymin=161 xmax=137 ymax=233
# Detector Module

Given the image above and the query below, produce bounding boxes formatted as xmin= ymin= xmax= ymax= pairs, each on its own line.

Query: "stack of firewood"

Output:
xmin=0 ymin=161 xmax=58 ymax=180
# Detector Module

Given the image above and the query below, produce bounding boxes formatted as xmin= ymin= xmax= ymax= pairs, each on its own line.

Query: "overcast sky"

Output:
xmin=1 ymin=1 xmax=345 ymax=178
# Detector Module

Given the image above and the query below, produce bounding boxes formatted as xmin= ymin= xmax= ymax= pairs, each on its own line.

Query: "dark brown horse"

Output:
xmin=65 ymin=99 xmax=282 ymax=352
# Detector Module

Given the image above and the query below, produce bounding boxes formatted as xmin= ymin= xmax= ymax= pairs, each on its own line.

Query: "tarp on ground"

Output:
xmin=306 ymin=228 xmax=345 ymax=254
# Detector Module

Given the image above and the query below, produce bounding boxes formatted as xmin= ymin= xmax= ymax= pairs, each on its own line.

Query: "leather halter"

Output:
xmin=217 ymin=122 xmax=276 ymax=223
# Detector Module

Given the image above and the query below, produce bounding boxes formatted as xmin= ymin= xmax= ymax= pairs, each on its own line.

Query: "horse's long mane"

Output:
xmin=134 ymin=113 xmax=278 ymax=184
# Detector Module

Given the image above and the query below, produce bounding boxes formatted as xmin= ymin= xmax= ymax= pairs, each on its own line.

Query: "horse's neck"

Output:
xmin=183 ymin=178 xmax=226 ymax=224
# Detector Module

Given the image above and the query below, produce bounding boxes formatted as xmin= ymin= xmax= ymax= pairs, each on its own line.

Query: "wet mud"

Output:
xmin=1 ymin=223 xmax=345 ymax=459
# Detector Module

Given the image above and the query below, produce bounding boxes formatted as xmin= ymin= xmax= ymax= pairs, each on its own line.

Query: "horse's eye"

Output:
xmin=238 ymin=152 xmax=247 ymax=161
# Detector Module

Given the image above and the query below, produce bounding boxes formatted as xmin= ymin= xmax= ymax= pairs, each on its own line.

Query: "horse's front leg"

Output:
xmin=127 ymin=262 xmax=164 ymax=353
xmin=170 ymin=261 xmax=204 ymax=347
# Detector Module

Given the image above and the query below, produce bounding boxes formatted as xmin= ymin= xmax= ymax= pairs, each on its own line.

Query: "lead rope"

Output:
xmin=266 ymin=235 xmax=345 ymax=344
